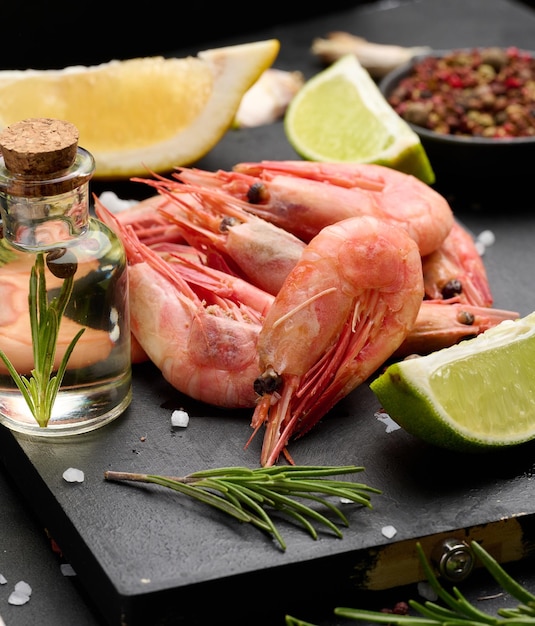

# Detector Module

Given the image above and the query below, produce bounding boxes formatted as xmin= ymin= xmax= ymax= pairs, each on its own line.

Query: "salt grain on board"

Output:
xmin=60 ymin=563 xmax=77 ymax=577
xmin=475 ymin=229 xmax=496 ymax=256
xmin=98 ymin=191 xmax=137 ymax=213
xmin=0 ymin=574 xmax=6 ymax=584
xmin=63 ymin=467 xmax=85 ymax=483
xmin=171 ymin=409 xmax=189 ymax=428
xmin=8 ymin=580 xmax=32 ymax=605
xmin=418 ymin=580 xmax=438 ymax=601
xmin=375 ymin=411 xmax=401 ymax=433
xmin=381 ymin=525 xmax=397 ymax=539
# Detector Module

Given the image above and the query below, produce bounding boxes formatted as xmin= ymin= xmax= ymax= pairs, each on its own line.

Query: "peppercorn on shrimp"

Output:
xmin=249 ymin=215 xmax=424 ymax=466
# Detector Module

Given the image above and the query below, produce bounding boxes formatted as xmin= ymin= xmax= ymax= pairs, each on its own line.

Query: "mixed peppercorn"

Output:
xmin=386 ymin=47 xmax=535 ymax=138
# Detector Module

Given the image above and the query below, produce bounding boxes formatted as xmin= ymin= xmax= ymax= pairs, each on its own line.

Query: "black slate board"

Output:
xmin=2 ymin=359 xmax=535 ymax=626
xmin=2 ymin=1 xmax=535 ymax=625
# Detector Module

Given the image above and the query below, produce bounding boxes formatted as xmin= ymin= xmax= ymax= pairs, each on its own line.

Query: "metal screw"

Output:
xmin=431 ymin=538 xmax=475 ymax=582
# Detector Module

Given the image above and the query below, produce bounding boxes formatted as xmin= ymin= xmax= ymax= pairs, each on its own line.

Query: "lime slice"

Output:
xmin=284 ymin=54 xmax=435 ymax=184
xmin=370 ymin=313 xmax=535 ymax=451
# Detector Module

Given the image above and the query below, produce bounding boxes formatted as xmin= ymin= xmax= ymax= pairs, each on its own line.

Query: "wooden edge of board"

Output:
xmin=350 ymin=514 xmax=535 ymax=590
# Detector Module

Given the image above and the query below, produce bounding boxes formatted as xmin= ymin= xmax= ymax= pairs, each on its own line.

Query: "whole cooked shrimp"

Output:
xmin=249 ymin=215 xmax=424 ymax=466
xmin=129 ymin=176 xmax=306 ymax=295
xmin=95 ymin=199 xmax=272 ymax=408
xmin=232 ymin=163 xmax=495 ymax=307
xmin=174 ymin=160 xmax=454 ymax=256
xmin=422 ymin=220 xmax=493 ymax=306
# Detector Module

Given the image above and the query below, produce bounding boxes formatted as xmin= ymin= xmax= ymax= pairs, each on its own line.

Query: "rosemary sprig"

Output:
xmin=104 ymin=465 xmax=381 ymax=550
xmin=0 ymin=251 xmax=84 ymax=428
xmin=285 ymin=541 xmax=535 ymax=626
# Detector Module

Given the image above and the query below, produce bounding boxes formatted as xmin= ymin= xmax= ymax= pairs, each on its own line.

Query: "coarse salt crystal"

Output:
xmin=477 ymin=229 xmax=496 ymax=248
xmin=171 ymin=409 xmax=189 ymax=428
xmin=98 ymin=191 xmax=137 ymax=213
xmin=8 ymin=580 xmax=32 ymax=605
xmin=375 ymin=410 xmax=401 ymax=433
xmin=475 ymin=240 xmax=486 ymax=256
xmin=63 ymin=467 xmax=85 ymax=483
xmin=418 ymin=580 xmax=438 ymax=601
xmin=0 ymin=574 xmax=6 ymax=584
xmin=381 ymin=525 xmax=397 ymax=539
xmin=60 ymin=563 xmax=77 ymax=577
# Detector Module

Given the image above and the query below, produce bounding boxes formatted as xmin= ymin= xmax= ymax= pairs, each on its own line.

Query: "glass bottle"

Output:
xmin=0 ymin=118 xmax=131 ymax=436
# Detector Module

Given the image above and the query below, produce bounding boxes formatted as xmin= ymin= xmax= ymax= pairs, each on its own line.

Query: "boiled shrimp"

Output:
xmin=95 ymin=199 xmax=272 ymax=408
xmin=174 ymin=160 xmax=454 ymax=256
xmin=129 ymin=175 xmax=306 ymax=296
xmin=249 ymin=215 xmax=424 ymax=466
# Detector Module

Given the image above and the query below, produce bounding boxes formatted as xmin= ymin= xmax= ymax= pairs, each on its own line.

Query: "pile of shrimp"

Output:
xmin=95 ymin=160 xmax=518 ymax=466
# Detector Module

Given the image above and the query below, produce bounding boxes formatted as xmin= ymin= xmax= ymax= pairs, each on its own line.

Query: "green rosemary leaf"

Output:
xmin=298 ymin=493 xmax=350 ymax=526
xmin=216 ymin=481 xmax=286 ymax=547
xmin=145 ymin=475 xmax=253 ymax=523
xmin=303 ymin=542 xmax=535 ymax=626
xmin=187 ymin=466 xmax=257 ymax=479
xmin=333 ymin=608 xmax=438 ymax=625
xmin=413 ymin=544 xmax=499 ymax=624
xmin=269 ymin=479 xmax=377 ymax=506
xmin=285 ymin=616 xmax=318 ymax=626
xmin=55 ymin=328 xmax=85 ymax=382
xmin=499 ymin=607 xmax=535 ymax=619
xmin=104 ymin=465 xmax=378 ymax=550
xmin=409 ymin=599 xmax=493 ymax=625
xmin=260 ymin=465 xmax=367 ymax=478
xmin=0 ymin=352 xmax=35 ymax=411
xmin=1 ymin=252 xmax=85 ymax=428
xmin=255 ymin=484 xmax=345 ymax=538
xmin=471 ymin=542 xmax=535 ymax=607
xmin=279 ymin=507 xmax=319 ymax=540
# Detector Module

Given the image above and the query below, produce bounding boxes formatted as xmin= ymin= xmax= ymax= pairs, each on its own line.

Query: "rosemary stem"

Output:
xmin=105 ymin=471 xmax=159 ymax=482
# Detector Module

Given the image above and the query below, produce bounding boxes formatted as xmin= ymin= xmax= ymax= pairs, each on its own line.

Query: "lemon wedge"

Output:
xmin=0 ymin=40 xmax=280 ymax=179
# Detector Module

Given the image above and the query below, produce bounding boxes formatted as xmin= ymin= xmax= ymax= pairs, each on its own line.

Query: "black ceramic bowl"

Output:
xmin=379 ymin=49 xmax=535 ymax=204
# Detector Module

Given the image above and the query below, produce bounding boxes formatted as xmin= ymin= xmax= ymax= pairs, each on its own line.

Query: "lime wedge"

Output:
xmin=370 ymin=313 xmax=535 ymax=451
xmin=284 ymin=54 xmax=435 ymax=184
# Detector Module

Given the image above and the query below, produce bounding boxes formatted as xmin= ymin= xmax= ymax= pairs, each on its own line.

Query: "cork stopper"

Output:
xmin=0 ymin=118 xmax=79 ymax=175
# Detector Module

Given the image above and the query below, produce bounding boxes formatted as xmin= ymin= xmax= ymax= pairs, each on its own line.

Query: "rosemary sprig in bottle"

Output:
xmin=285 ymin=541 xmax=535 ymax=626
xmin=105 ymin=464 xmax=381 ymax=550
xmin=0 ymin=250 xmax=84 ymax=427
